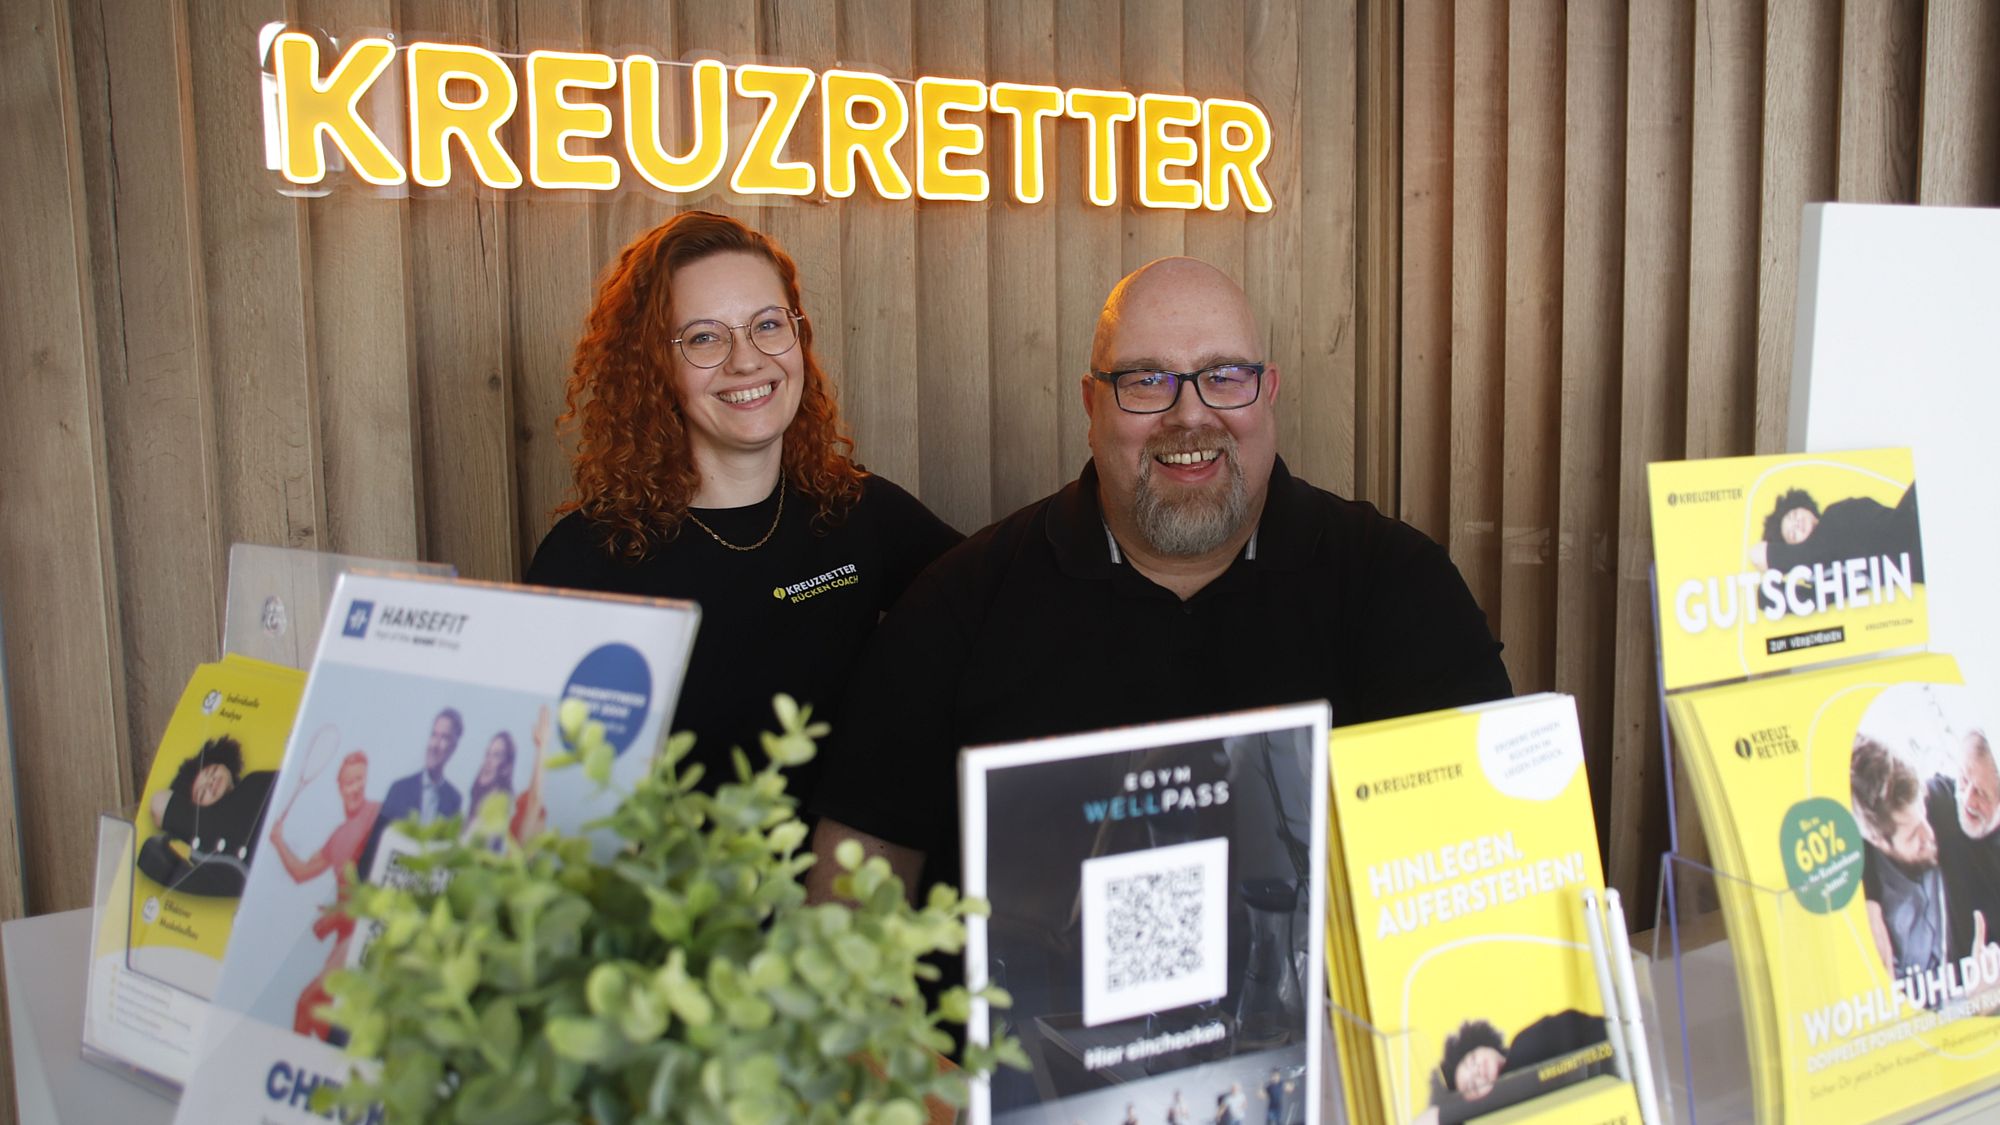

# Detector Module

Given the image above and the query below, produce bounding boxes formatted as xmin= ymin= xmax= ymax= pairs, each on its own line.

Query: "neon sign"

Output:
xmin=265 ymin=31 xmax=1274 ymax=211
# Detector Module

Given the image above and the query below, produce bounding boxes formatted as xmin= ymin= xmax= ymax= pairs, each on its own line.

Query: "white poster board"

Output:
xmin=1788 ymin=202 xmax=2000 ymax=701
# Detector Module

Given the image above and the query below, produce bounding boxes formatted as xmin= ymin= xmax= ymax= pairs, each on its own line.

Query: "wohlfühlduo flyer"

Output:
xmin=173 ymin=573 xmax=697 ymax=1124
xmin=1671 ymin=654 xmax=2000 ymax=1123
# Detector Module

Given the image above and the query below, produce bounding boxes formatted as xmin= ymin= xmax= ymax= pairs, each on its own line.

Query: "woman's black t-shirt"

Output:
xmin=525 ymin=475 xmax=961 ymax=801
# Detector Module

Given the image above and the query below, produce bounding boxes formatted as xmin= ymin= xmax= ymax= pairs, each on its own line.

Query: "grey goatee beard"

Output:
xmin=1133 ymin=430 xmax=1248 ymax=557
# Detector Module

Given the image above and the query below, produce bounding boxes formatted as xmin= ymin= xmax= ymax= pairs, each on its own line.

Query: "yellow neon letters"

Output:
xmin=407 ymin=43 xmax=522 ymax=189
xmin=1138 ymin=93 xmax=1202 ymax=210
xmin=273 ymin=32 xmax=404 ymax=185
xmin=988 ymin=83 xmax=1063 ymax=204
xmin=822 ymin=69 xmax=911 ymax=200
xmin=526 ymin=51 xmax=617 ymax=190
xmin=914 ymin=77 xmax=988 ymax=201
xmin=256 ymin=32 xmax=1277 ymax=212
xmin=1202 ymin=98 xmax=1273 ymax=212
xmin=1064 ymin=89 xmax=1138 ymax=207
xmin=625 ymin=57 xmax=728 ymax=194
xmin=732 ymin=65 xmax=817 ymax=196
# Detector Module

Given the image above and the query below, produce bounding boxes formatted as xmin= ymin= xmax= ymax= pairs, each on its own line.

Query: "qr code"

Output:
xmin=1081 ymin=837 xmax=1229 ymax=1026
xmin=1103 ymin=864 xmax=1208 ymax=991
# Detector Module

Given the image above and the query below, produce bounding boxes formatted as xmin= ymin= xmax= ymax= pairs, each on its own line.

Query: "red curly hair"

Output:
xmin=557 ymin=210 xmax=865 ymax=559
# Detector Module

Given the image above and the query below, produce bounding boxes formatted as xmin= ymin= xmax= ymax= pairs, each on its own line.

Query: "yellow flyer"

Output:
xmin=1672 ymin=652 xmax=2000 ymax=1123
xmin=1647 ymin=448 xmax=1925 ymax=691
xmin=1329 ymin=695 xmax=1612 ymax=1125
xmin=129 ymin=655 xmax=305 ymax=997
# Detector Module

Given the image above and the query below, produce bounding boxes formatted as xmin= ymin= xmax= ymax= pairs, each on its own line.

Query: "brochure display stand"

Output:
xmin=1644 ymin=449 xmax=2000 ymax=1123
xmin=80 ymin=811 xmax=208 ymax=1094
xmin=76 ymin=545 xmax=457 ymax=1092
xmin=220 ymin=543 xmax=454 ymax=670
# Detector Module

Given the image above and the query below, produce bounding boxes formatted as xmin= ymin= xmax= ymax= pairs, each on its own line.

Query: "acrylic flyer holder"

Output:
xmin=220 ymin=543 xmax=454 ymax=670
xmin=1648 ymin=852 xmax=2000 ymax=1125
xmin=1322 ymin=999 xmax=1416 ymax=1124
xmin=78 ymin=544 xmax=454 ymax=1092
xmin=1644 ymin=524 xmax=2000 ymax=1125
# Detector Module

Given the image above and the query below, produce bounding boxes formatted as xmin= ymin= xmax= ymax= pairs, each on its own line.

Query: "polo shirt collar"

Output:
xmin=1046 ymin=456 xmax=1320 ymax=578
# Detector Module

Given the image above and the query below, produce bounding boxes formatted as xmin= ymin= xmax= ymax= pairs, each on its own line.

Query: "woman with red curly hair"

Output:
xmin=527 ymin=211 xmax=960 ymax=794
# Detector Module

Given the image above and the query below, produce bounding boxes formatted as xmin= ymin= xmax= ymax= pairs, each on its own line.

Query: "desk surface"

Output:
xmin=4 ymin=908 xmax=175 ymax=1125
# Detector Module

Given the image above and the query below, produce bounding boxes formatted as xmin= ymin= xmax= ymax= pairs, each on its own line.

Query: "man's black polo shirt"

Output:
xmin=810 ymin=457 xmax=1511 ymax=890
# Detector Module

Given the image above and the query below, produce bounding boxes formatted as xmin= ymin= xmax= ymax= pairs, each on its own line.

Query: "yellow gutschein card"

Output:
xmin=1648 ymin=448 xmax=1925 ymax=691
xmin=129 ymin=655 xmax=305 ymax=997
xmin=1672 ymin=652 xmax=2000 ymax=1123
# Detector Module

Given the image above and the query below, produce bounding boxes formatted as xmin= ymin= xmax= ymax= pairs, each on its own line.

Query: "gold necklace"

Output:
xmin=683 ymin=483 xmax=785 ymax=551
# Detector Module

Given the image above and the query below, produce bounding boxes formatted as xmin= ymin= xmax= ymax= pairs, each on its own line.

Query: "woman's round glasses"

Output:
xmin=672 ymin=306 xmax=802 ymax=368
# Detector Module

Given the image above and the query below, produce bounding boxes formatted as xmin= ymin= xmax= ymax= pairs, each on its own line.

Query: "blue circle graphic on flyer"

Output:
xmin=562 ymin=644 xmax=652 ymax=755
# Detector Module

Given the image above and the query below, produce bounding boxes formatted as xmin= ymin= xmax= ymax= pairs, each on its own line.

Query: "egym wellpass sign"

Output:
xmin=267 ymin=31 xmax=1274 ymax=210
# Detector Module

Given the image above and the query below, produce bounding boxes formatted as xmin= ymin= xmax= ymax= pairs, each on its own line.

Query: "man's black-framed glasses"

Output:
xmin=1092 ymin=363 xmax=1266 ymax=414
xmin=672 ymin=306 xmax=802 ymax=368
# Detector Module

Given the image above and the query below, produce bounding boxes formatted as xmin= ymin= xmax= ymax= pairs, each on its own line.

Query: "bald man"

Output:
xmin=807 ymin=258 xmax=1510 ymax=900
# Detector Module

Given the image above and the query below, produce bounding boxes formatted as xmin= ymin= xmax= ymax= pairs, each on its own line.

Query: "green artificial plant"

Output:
xmin=319 ymin=695 xmax=1025 ymax=1124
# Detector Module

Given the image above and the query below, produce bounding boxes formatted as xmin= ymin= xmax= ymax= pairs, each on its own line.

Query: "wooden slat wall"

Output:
xmin=4 ymin=0 xmax=2000 ymax=951
xmin=1396 ymin=0 xmax=2000 ymax=909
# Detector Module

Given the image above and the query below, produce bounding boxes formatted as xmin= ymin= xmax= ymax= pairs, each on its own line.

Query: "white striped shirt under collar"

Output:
xmin=1101 ymin=522 xmax=1259 ymax=565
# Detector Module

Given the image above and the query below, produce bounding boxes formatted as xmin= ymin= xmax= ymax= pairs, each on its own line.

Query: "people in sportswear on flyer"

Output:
xmin=464 ymin=730 xmax=516 ymax=825
xmin=266 ymin=751 xmax=379 ymax=1041
xmin=1854 ymin=734 xmax=1956 ymax=991
xmin=807 ymin=256 xmax=1510 ymax=903
xmin=526 ymin=212 xmax=961 ymax=799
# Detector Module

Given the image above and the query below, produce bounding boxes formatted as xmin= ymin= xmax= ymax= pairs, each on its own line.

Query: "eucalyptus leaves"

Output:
xmin=320 ymin=695 xmax=1024 ymax=1124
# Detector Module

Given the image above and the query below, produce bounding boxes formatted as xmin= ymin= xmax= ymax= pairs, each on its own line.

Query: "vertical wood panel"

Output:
xmin=677 ymin=0 xmax=758 ymax=228
xmin=590 ymin=0 xmax=677 ymax=267
xmin=1754 ymin=0 xmax=1838 ymax=455
xmin=0 ymin=0 xmax=129 ymax=915
xmin=1247 ymin=0 xmax=1315 ymax=487
xmin=1917 ymin=0 xmax=2000 ymax=206
xmin=838 ymin=0 xmax=920 ymax=488
xmin=1448 ymin=0 xmax=1505 ymax=633
xmin=1835 ymin=0 xmax=1922 ymax=203
xmin=1399 ymin=0 xmax=1451 ymax=544
xmin=1181 ymin=0 xmax=1245 ymax=283
xmin=404 ymin=0 xmax=518 ymax=579
xmin=1556 ymin=0 xmax=1629 ymax=850
xmin=505 ymin=3 xmax=595 ymax=570
xmin=915 ymin=0 xmax=992 ymax=532
xmin=1120 ymin=0 xmax=1183 ymax=270
xmin=188 ymin=0 xmax=325 ymax=554
xmin=1054 ymin=0 xmax=1120 ymax=477
xmin=1499 ymin=0 xmax=1564 ymax=694
xmin=756 ymin=2 xmax=849 ymax=482
xmin=1353 ymin=0 xmax=1400 ymax=508
xmin=986 ymin=0 xmax=1064 ymax=513
xmin=0 ymin=641 xmax=15 ymax=1119
xmin=74 ymin=0 xmax=226 ymax=782
xmin=306 ymin=0 xmax=423 ymax=562
xmin=1683 ymin=0 xmax=1762 ymax=461
xmin=1609 ymin=0 xmax=1693 ymax=902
